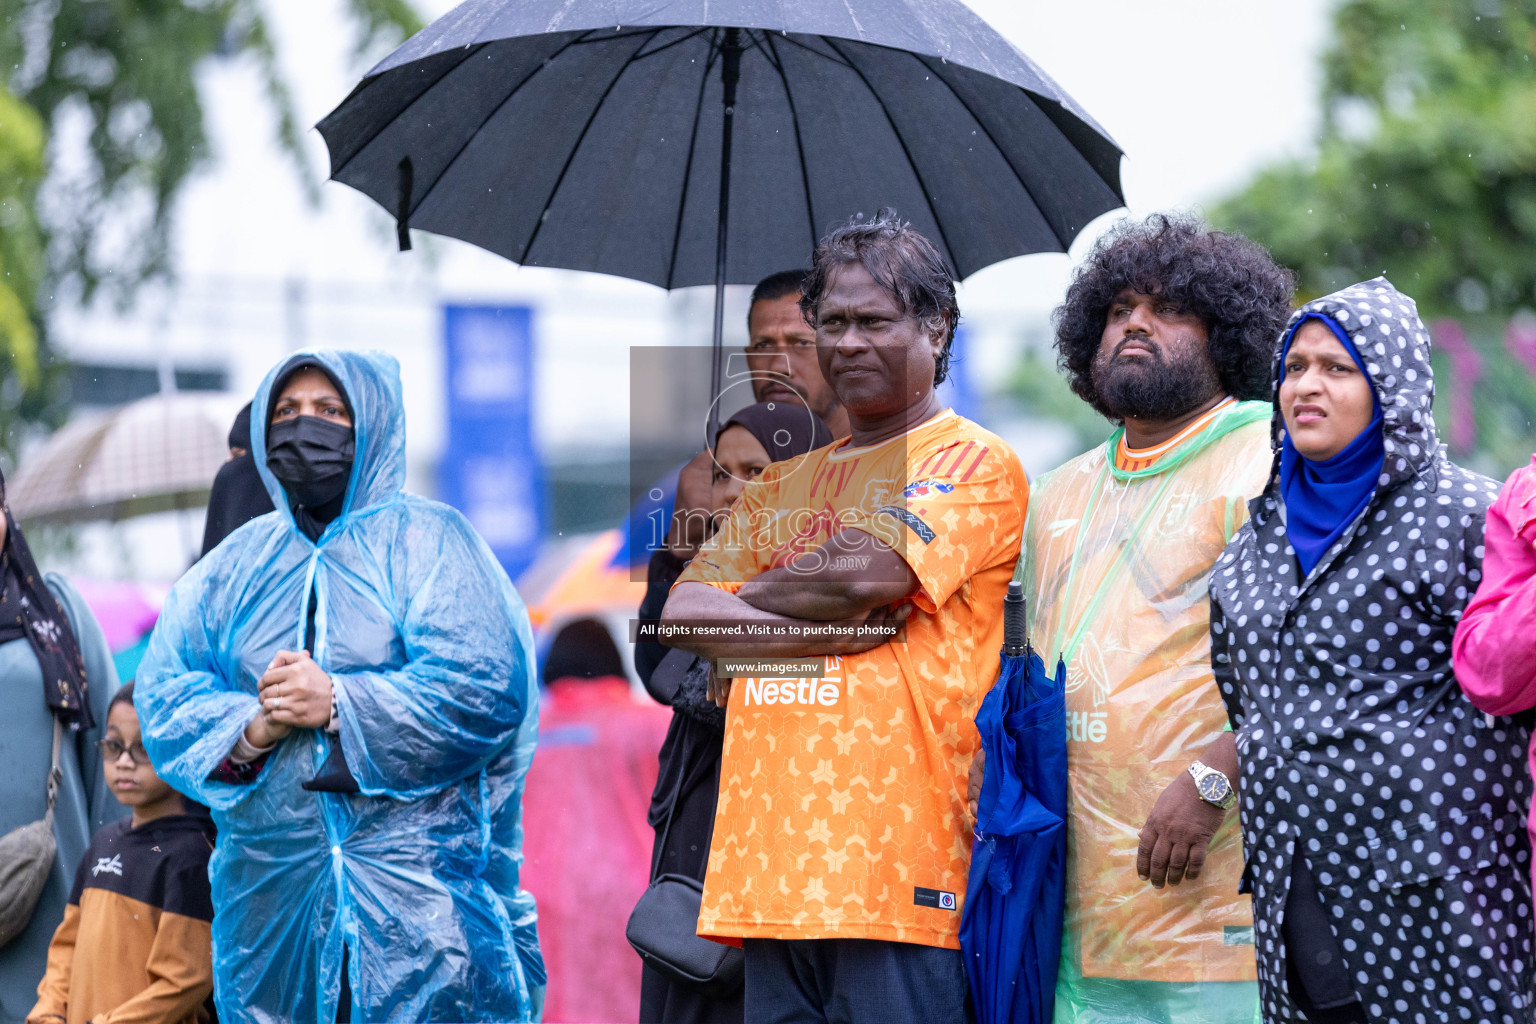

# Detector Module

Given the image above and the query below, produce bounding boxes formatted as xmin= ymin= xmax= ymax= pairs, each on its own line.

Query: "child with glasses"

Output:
xmin=28 ymin=682 xmax=215 ymax=1024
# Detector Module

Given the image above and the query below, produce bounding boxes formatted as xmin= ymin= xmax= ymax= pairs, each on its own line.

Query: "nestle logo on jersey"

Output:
xmin=742 ymin=677 xmax=840 ymax=707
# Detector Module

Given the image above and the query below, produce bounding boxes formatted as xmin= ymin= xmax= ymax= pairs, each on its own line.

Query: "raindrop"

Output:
xmin=1456 ymin=278 xmax=1489 ymax=313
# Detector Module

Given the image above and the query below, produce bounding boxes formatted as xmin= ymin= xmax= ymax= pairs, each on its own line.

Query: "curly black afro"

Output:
xmin=1052 ymin=213 xmax=1295 ymax=419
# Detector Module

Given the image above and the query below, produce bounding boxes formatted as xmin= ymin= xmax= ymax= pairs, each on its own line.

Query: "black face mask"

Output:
xmin=266 ymin=415 xmax=356 ymax=509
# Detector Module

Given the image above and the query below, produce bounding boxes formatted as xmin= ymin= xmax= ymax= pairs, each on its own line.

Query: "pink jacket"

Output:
xmin=1453 ymin=456 xmax=1536 ymax=884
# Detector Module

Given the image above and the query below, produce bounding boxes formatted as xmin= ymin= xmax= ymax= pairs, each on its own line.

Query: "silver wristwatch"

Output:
xmin=1188 ymin=760 xmax=1236 ymax=810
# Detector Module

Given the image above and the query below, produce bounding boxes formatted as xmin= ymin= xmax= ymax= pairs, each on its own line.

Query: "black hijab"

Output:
xmin=0 ymin=470 xmax=93 ymax=728
xmin=200 ymin=402 xmax=276 ymax=558
xmin=716 ymin=400 xmax=833 ymax=460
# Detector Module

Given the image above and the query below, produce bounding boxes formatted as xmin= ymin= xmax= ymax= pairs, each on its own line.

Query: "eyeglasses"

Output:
xmin=98 ymin=738 xmax=151 ymax=766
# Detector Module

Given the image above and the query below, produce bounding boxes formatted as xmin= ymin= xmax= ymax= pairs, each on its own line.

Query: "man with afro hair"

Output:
xmin=996 ymin=212 xmax=1292 ymax=1021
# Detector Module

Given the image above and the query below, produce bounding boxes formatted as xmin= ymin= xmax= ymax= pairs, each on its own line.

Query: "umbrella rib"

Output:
xmin=664 ymin=30 xmax=722 ymax=291
xmin=762 ymin=33 xmax=820 ymax=256
xmin=772 ymin=33 xmax=855 ymax=69
xmin=329 ymin=43 xmax=489 ymax=181
xmin=403 ymin=33 xmax=592 ymax=227
xmin=920 ymin=56 xmax=1072 ymax=251
xmin=821 ymin=38 xmax=960 ymax=273
xmin=517 ymin=29 xmax=664 ymax=266
xmin=630 ymin=26 xmax=712 ymax=61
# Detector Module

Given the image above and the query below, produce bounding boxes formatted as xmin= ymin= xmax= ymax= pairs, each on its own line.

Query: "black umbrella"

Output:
xmin=318 ymin=0 xmax=1124 ymax=432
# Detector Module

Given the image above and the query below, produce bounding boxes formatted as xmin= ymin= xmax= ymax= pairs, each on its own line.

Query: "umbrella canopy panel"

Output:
xmin=8 ymin=392 xmax=242 ymax=524
xmin=319 ymin=9 xmax=1124 ymax=287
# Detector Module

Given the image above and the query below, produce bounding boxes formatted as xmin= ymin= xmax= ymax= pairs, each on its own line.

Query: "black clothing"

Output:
xmin=636 ymin=547 xmax=688 ymax=695
xmin=740 ymin=938 xmax=966 ymax=1024
xmin=199 ymin=454 xmax=275 ymax=557
xmin=638 ymin=547 xmax=740 ymax=1024
xmin=228 ymin=402 xmax=252 ymax=451
xmin=298 ymin=583 xmax=359 ymax=795
xmin=291 ymin=489 xmax=347 ymax=544
xmin=1212 ymin=277 xmax=1534 ymax=1023
xmin=0 ymin=470 xmax=93 ymax=728
xmin=0 ymin=562 xmax=28 ymax=646
xmin=1281 ymin=858 xmax=1357 ymax=1015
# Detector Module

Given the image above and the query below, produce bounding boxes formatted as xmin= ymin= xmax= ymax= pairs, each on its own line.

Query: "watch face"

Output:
xmin=1197 ymin=773 xmax=1230 ymax=803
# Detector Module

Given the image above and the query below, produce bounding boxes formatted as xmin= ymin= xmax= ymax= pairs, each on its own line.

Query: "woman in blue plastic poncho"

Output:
xmin=136 ymin=350 xmax=544 ymax=1023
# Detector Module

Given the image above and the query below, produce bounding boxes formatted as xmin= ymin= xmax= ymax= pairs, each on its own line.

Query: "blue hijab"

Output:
xmin=1279 ymin=313 xmax=1385 ymax=577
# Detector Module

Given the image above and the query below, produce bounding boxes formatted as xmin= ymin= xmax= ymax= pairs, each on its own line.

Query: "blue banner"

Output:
xmin=936 ymin=323 xmax=981 ymax=423
xmin=440 ymin=304 xmax=542 ymax=580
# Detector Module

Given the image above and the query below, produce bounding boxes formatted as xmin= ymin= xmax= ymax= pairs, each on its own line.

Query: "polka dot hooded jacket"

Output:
xmin=1210 ymin=277 xmax=1535 ymax=1022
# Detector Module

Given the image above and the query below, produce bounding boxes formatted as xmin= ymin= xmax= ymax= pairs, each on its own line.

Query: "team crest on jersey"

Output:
xmin=903 ymin=480 xmax=954 ymax=500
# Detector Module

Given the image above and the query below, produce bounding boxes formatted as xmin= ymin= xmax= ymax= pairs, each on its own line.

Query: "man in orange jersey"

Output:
xmin=662 ymin=211 xmax=1026 ymax=1024
xmin=1006 ymin=213 xmax=1293 ymax=1023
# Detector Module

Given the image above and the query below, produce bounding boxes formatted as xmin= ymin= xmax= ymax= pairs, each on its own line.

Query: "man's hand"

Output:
xmin=1136 ymin=770 xmax=1226 ymax=888
xmin=707 ymin=666 xmax=732 ymax=708
xmin=667 ymin=450 xmax=719 ymax=559
xmin=258 ymin=650 xmax=334 ymax=729
xmin=243 ymin=711 xmax=292 ymax=749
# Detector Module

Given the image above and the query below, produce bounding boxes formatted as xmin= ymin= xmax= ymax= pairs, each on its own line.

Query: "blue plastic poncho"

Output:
xmin=137 ymin=349 xmax=544 ymax=1023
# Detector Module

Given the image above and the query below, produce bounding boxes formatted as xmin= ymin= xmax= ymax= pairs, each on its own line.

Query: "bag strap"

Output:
xmin=650 ymin=739 xmax=690 ymax=883
xmin=650 ymin=660 xmax=713 ymax=881
xmin=44 ymin=716 xmax=63 ymax=823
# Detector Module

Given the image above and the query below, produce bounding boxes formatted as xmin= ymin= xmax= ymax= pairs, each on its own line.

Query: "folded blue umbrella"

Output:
xmin=961 ymin=582 xmax=1068 ymax=1024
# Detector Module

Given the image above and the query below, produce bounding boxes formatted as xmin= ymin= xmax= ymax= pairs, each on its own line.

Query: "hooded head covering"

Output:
xmin=254 ymin=355 xmax=381 ymax=545
xmin=1276 ymin=313 xmax=1386 ymax=576
xmin=228 ymin=402 xmax=252 ymax=452
xmin=263 ymin=360 xmax=358 ymax=541
xmin=138 ymin=349 xmax=545 ymax=1020
xmin=716 ymin=400 xmax=832 ymax=461
xmin=1265 ymin=276 xmax=1442 ymax=568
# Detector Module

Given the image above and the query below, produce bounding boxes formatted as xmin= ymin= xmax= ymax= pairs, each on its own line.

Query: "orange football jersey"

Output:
xmin=677 ymin=410 xmax=1027 ymax=949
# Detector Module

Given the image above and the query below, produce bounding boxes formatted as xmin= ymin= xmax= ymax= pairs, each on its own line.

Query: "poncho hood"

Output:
xmin=1270 ymin=276 xmax=1439 ymax=489
xmin=252 ymin=349 xmax=405 ymax=535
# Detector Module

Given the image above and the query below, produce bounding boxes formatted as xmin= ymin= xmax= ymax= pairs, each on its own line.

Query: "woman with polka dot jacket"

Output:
xmin=1210 ymin=276 xmax=1535 ymax=1024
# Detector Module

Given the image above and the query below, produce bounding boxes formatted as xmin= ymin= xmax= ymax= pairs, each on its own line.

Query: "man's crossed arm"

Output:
xmin=661 ymin=528 xmax=918 ymax=662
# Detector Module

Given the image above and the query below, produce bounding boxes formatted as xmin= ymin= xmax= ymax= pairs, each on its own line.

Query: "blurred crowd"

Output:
xmin=1 ymin=208 xmax=1535 ymax=1024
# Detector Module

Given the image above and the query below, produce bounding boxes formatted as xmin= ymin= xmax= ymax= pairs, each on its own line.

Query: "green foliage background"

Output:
xmin=1212 ymin=0 xmax=1536 ymax=477
xmin=0 ymin=0 xmax=421 ymax=450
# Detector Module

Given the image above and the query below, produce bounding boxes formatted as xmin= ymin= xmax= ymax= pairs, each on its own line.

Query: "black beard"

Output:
xmin=1091 ymin=340 xmax=1222 ymax=421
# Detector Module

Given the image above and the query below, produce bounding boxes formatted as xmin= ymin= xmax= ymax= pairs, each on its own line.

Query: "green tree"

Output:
xmin=0 ymin=0 xmax=422 ymax=443
xmin=1213 ymin=0 xmax=1536 ymax=474
xmin=1005 ymin=346 xmax=1112 ymax=457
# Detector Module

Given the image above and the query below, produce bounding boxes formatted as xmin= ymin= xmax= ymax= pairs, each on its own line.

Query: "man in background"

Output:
xmin=742 ymin=269 xmax=849 ymax=439
xmin=1014 ymin=213 xmax=1292 ymax=1022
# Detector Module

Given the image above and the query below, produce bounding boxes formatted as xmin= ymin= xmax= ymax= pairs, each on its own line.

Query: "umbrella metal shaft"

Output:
xmin=707 ymin=28 xmax=743 ymax=444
